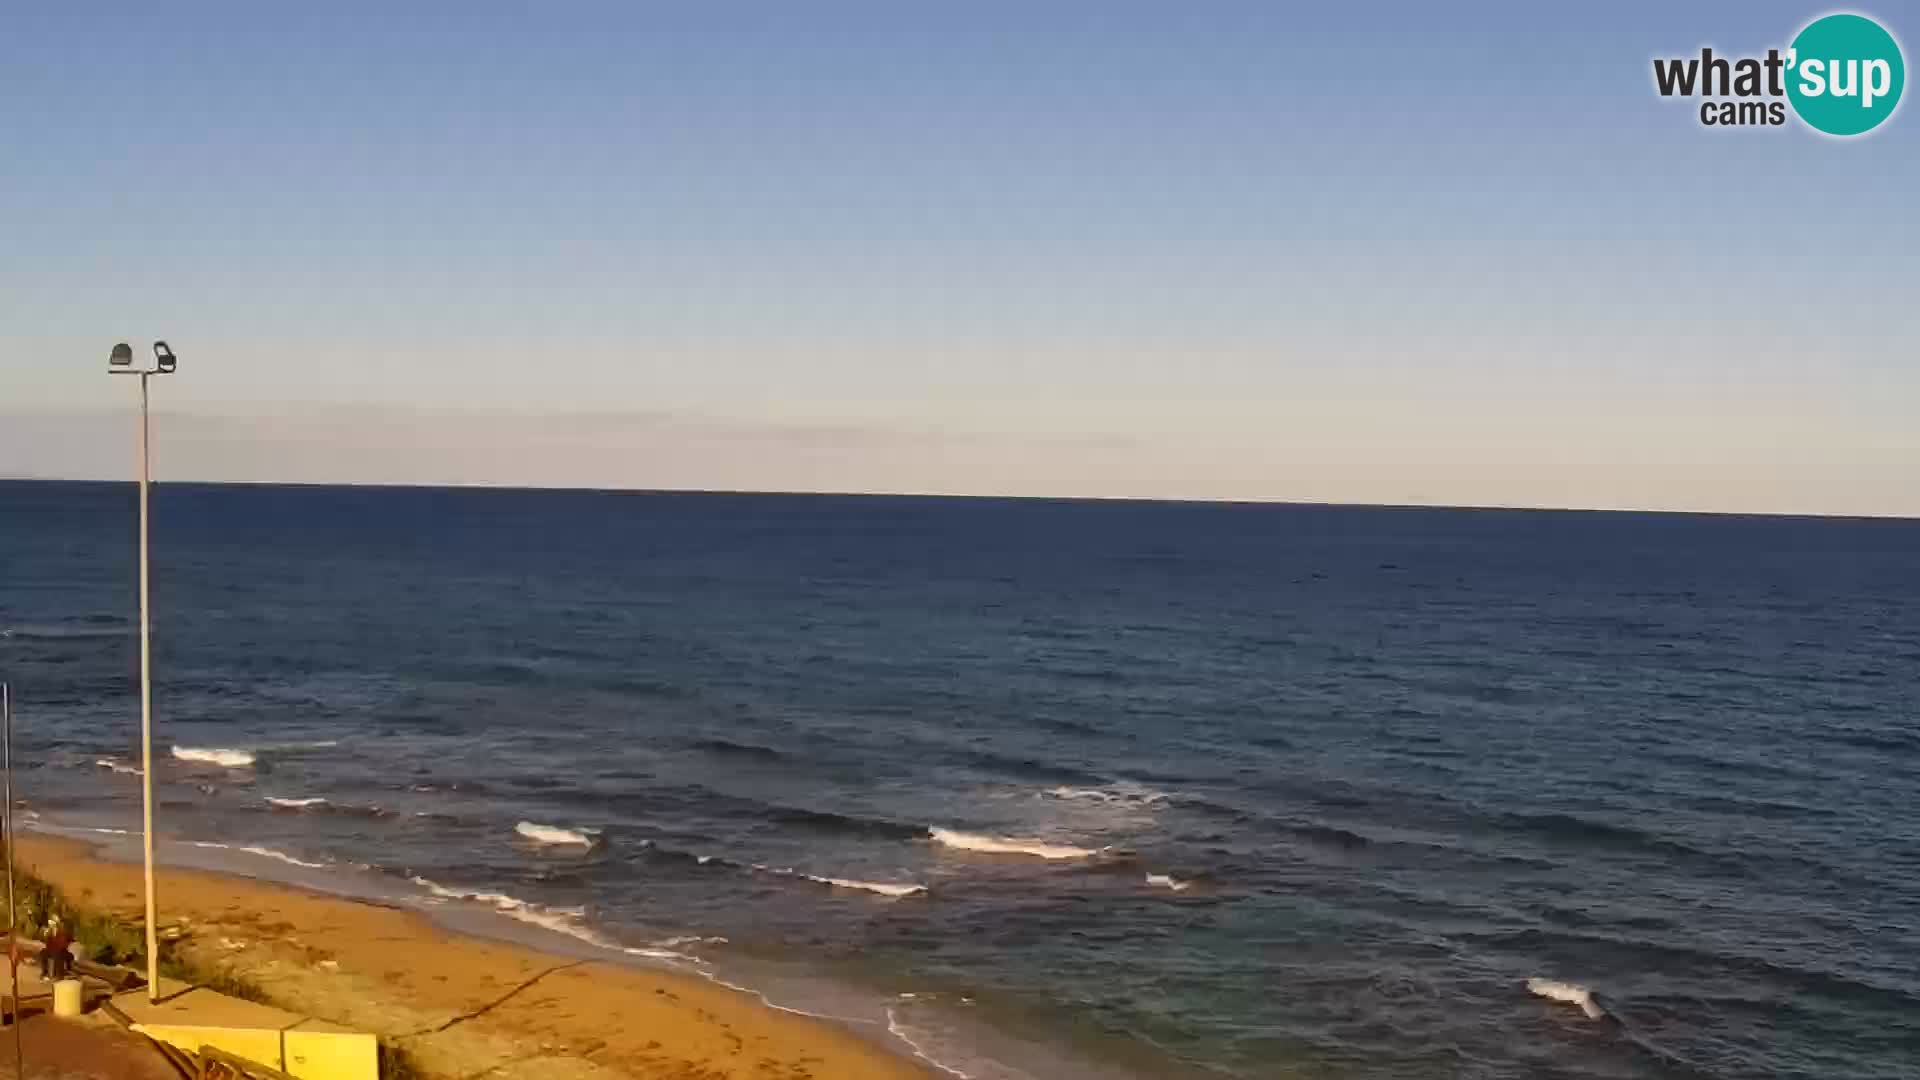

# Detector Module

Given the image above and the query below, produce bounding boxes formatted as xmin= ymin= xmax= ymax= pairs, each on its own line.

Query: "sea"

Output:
xmin=2 ymin=480 xmax=1916 ymax=1080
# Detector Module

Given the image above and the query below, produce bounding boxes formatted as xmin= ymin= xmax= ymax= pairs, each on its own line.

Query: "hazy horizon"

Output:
xmin=5 ymin=2 xmax=1915 ymax=517
xmin=6 ymin=406 xmax=1915 ymax=520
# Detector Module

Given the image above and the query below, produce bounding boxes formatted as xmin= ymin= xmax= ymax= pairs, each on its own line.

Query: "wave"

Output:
xmin=633 ymin=841 xmax=735 ymax=870
xmin=1528 ymin=977 xmax=1607 ymax=1019
xmin=749 ymin=864 xmax=927 ymax=898
xmin=689 ymin=737 xmax=786 ymax=761
xmin=960 ymin=750 xmax=1105 ymax=787
xmin=885 ymin=1008 xmax=978 ymax=1079
xmin=412 ymin=875 xmax=546 ymax=910
xmin=809 ymin=875 xmax=926 ymax=898
xmin=515 ymin=821 xmax=601 ymax=847
xmin=1293 ymin=823 xmax=1372 ymax=850
xmin=1482 ymin=927 xmax=1920 ymax=1014
xmin=410 ymin=876 xmax=605 ymax=944
xmin=768 ymin=806 xmax=924 ymax=841
xmin=0 ymin=623 xmax=131 ymax=641
xmin=242 ymin=845 xmax=327 ymax=870
xmin=264 ymin=739 xmax=340 ymax=752
xmin=188 ymin=841 xmax=327 ymax=870
xmin=1827 ymin=727 xmax=1920 ymax=754
xmin=172 ymin=746 xmax=256 ymax=768
xmin=1145 ymin=873 xmax=1192 ymax=892
xmin=1500 ymin=811 xmax=1705 ymax=859
xmin=408 ymin=779 xmax=492 ymax=795
xmin=409 ymin=876 xmax=704 ymax=963
xmin=653 ymin=934 xmax=729 ymax=950
xmin=264 ymin=795 xmax=390 ymax=818
xmin=928 ymin=827 xmax=1099 ymax=860
xmin=655 ymin=843 xmax=923 ymax=897
xmin=1174 ymin=795 xmax=1255 ymax=824
xmin=94 ymin=759 xmax=142 ymax=776
xmin=1043 ymin=785 xmax=1169 ymax=806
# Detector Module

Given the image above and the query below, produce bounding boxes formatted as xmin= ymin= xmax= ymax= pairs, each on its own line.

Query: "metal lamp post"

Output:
xmin=109 ymin=340 xmax=176 ymax=1001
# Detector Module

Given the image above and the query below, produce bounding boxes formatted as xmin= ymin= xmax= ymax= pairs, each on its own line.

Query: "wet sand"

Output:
xmin=11 ymin=835 xmax=940 ymax=1080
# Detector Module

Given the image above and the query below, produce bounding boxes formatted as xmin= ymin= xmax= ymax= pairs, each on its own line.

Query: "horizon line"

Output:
xmin=4 ymin=474 xmax=1915 ymax=525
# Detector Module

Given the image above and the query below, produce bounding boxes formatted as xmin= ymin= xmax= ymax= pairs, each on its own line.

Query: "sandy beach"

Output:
xmin=11 ymin=835 xmax=939 ymax=1080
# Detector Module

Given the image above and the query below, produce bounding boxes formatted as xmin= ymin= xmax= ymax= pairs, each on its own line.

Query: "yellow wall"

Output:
xmin=134 ymin=1023 xmax=380 ymax=1080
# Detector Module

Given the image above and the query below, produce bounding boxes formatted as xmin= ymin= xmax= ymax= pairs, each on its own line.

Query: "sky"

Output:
xmin=2 ymin=1 xmax=1915 ymax=515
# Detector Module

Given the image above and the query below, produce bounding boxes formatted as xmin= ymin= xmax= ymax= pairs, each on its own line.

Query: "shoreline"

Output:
xmin=10 ymin=832 xmax=946 ymax=1080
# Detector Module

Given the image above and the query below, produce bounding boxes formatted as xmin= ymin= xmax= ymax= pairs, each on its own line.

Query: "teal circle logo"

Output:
xmin=1787 ymin=13 xmax=1905 ymax=135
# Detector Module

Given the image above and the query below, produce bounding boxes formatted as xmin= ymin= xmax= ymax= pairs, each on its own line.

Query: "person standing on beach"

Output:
xmin=38 ymin=916 xmax=73 ymax=980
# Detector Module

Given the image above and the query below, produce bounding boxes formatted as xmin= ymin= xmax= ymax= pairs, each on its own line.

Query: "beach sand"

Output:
xmin=11 ymin=835 xmax=939 ymax=1080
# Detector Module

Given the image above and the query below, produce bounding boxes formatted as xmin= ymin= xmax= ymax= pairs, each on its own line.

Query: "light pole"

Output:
xmin=108 ymin=340 xmax=176 ymax=1001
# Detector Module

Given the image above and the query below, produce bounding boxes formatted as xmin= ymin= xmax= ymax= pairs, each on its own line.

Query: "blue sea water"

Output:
xmin=2 ymin=480 xmax=1917 ymax=1079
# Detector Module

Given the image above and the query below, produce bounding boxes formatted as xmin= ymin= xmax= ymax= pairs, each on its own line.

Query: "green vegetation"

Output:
xmin=4 ymin=850 xmax=422 ymax=1076
xmin=7 ymin=865 xmax=145 ymax=967
xmin=5 ymin=853 xmax=272 ymax=1003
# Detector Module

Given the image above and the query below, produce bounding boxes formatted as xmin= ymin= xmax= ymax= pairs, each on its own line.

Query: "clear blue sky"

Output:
xmin=3 ymin=2 xmax=1915 ymax=513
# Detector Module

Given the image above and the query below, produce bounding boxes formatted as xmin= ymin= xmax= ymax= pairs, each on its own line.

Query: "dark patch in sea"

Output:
xmin=689 ymin=737 xmax=787 ymax=761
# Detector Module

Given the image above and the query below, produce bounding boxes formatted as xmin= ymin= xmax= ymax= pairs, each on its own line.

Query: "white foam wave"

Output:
xmin=243 ymin=845 xmax=328 ymax=870
xmin=172 ymin=746 xmax=256 ymax=768
xmin=653 ymin=935 xmax=729 ymax=949
xmin=806 ymin=874 xmax=927 ymax=898
xmin=886 ymin=1008 xmax=978 ymax=1079
xmin=1528 ymin=977 xmax=1605 ymax=1019
xmin=408 ymin=876 xmax=672 ymax=956
xmin=1146 ymin=873 xmax=1192 ymax=892
xmin=515 ymin=821 xmax=600 ymax=846
xmin=94 ymin=759 xmax=142 ymax=776
xmin=188 ymin=841 xmax=327 ymax=870
xmin=504 ymin=905 xmax=602 ymax=943
xmin=620 ymin=943 xmax=694 ymax=960
xmin=1044 ymin=785 xmax=1168 ymax=806
xmin=266 ymin=796 xmax=327 ymax=809
xmin=749 ymin=863 xmax=924 ymax=898
xmin=411 ymin=876 xmax=529 ymax=909
xmin=416 ymin=884 xmax=846 ymax=1026
xmin=929 ymin=827 xmax=1099 ymax=860
xmin=410 ymin=877 xmax=576 ymax=918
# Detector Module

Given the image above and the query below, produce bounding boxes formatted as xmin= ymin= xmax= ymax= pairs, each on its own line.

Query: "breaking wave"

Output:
xmin=411 ymin=876 xmax=605 ymax=944
xmin=885 ymin=1004 xmax=987 ymax=1079
xmin=809 ymin=875 xmax=926 ymax=898
xmin=188 ymin=841 xmax=328 ymax=870
xmin=515 ymin=821 xmax=602 ymax=847
xmin=264 ymin=795 xmax=390 ymax=818
xmin=1528 ymin=977 xmax=1607 ymax=1019
xmin=409 ymin=876 xmax=701 ymax=962
xmin=1044 ymin=785 xmax=1169 ymax=806
xmin=928 ymin=827 xmax=1100 ymax=860
xmin=749 ymin=863 xmax=927 ymax=897
xmin=172 ymin=747 xmax=256 ymax=768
